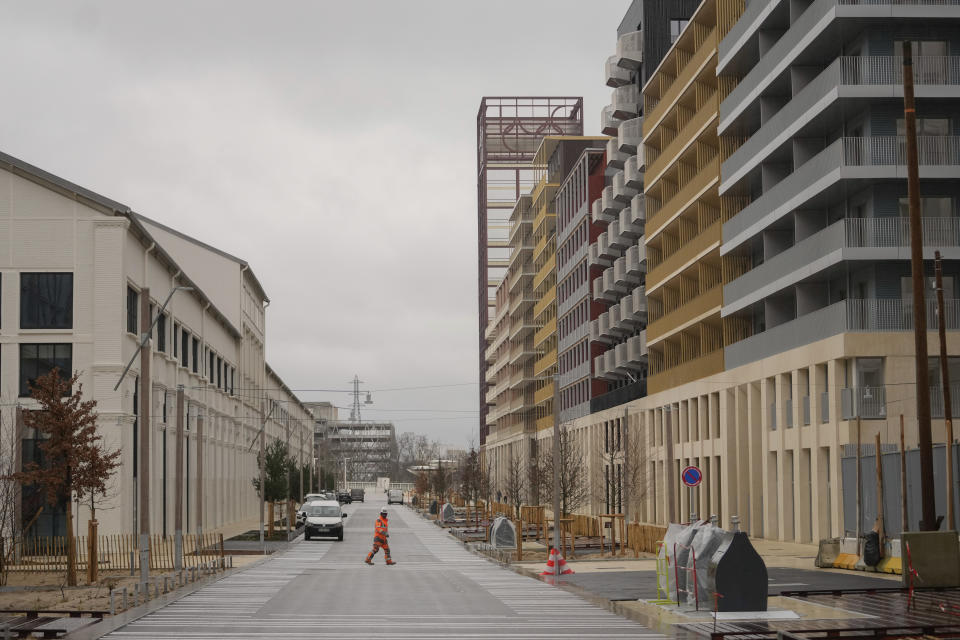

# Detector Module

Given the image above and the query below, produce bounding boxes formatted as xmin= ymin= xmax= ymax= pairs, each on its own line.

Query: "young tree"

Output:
xmin=252 ymin=439 xmax=292 ymax=536
xmin=0 ymin=407 xmax=23 ymax=586
xmin=10 ymin=369 xmax=120 ymax=586
xmin=504 ymin=453 xmax=526 ymax=518
xmin=542 ymin=425 xmax=588 ymax=516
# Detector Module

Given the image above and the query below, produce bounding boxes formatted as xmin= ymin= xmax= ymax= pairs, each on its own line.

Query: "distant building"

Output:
xmin=307 ymin=401 xmax=398 ymax=484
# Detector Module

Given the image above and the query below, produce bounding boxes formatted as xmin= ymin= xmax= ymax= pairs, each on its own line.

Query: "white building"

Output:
xmin=0 ymin=150 xmax=313 ymax=538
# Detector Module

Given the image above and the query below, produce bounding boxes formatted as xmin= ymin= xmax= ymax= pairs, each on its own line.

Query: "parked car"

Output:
xmin=350 ymin=488 xmax=365 ymax=503
xmin=337 ymin=491 xmax=352 ymax=504
xmin=303 ymin=500 xmax=347 ymax=541
xmin=387 ymin=489 xmax=403 ymax=505
xmin=297 ymin=494 xmax=328 ymax=525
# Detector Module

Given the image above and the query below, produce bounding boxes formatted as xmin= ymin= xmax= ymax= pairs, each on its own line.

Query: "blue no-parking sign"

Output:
xmin=681 ymin=465 xmax=702 ymax=488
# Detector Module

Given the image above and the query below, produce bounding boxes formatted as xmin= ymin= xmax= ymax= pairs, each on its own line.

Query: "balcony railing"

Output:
xmin=615 ymin=31 xmax=643 ymax=69
xmin=843 ymin=135 xmax=960 ymax=167
xmin=841 ymin=55 xmax=960 ymax=85
xmin=930 ymin=384 xmax=960 ymax=418
xmin=841 ymin=386 xmax=886 ymax=420
xmin=847 ymin=298 xmax=960 ymax=331
xmin=845 ymin=216 xmax=960 ymax=248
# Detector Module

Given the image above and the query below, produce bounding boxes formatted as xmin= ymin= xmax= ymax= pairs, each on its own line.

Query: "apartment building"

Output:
xmin=322 ymin=420 xmax=398 ymax=484
xmin=0 ymin=150 xmax=313 ymax=537
xmin=560 ymin=0 xmax=960 ymax=544
xmin=477 ymin=98 xmax=584 ymax=446
xmin=557 ymin=144 xmax=607 ymax=424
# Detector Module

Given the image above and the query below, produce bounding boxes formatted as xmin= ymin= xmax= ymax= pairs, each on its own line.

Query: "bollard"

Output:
xmin=134 ymin=584 xmax=140 ymax=607
xmin=730 ymin=515 xmax=740 ymax=532
xmin=710 ymin=514 xmax=719 ymax=527
xmin=122 ymin=587 xmax=128 ymax=610
xmin=109 ymin=590 xmax=116 ymax=616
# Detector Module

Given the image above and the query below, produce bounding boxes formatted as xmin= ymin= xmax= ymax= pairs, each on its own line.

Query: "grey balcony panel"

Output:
xmin=589 ymin=319 xmax=602 ymax=345
xmin=722 ymin=137 xmax=960 ymax=255
xmin=785 ymin=399 xmax=795 ymax=428
xmin=725 ymin=301 xmax=847 ymax=370
xmin=592 ymin=199 xmax=610 ymax=224
xmin=601 ymin=105 xmax=619 ymax=136
xmin=608 ymin=220 xmax=628 ymax=251
xmin=610 ymin=304 xmax=629 ymax=336
xmin=606 ymin=55 xmax=632 ymax=88
xmin=606 ymin=139 xmax=628 ymax=170
xmin=802 ymin=396 xmax=811 ymax=426
xmin=598 ymin=232 xmax=613 ymax=260
xmin=613 ymin=171 xmax=639 ymax=204
xmin=821 ymin=392 xmax=830 ymax=423
xmin=717 ymin=0 xmax=781 ymax=74
xmin=590 ymin=242 xmax=612 ymax=269
xmin=614 ymin=257 xmax=627 ymax=287
xmin=614 ymin=342 xmax=630 ymax=373
xmin=594 ymin=353 xmax=606 ymax=378
xmin=722 ymin=56 xmax=960 ymax=186
xmin=627 ymin=333 xmax=647 ymax=365
xmin=593 ymin=278 xmax=609 ymax=303
xmin=847 ymin=298 xmax=960 ymax=332
xmin=626 ymin=244 xmax=646 ymax=278
xmin=724 ymin=217 xmax=960 ymax=314
xmin=602 ymin=185 xmax=625 ymax=215
xmin=619 ymin=294 xmax=635 ymax=324
xmin=599 ymin=312 xmax=611 ymax=339
xmin=618 ymin=117 xmax=643 ymax=154
xmin=611 ymin=85 xmax=641 ymax=120
xmin=929 ymin=384 xmax=960 ymax=419
xmin=625 ymin=156 xmax=644 ymax=190
xmin=631 ymin=194 xmax=646 ymax=226
xmin=616 ymin=31 xmax=643 ymax=69
xmin=619 ymin=208 xmax=641 ymax=239
xmin=631 ymin=285 xmax=647 ymax=318
xmin=603 ymin=350 xmax=619 ymax=379
xmin=602 ymin=268 xmax=619 ymax=301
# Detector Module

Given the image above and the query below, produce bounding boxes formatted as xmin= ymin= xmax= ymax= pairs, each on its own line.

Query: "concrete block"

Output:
xmin=815 ymin=538 xmax=840 ymax=568
xmin=901 ymin=531 xmax=960 ymax=588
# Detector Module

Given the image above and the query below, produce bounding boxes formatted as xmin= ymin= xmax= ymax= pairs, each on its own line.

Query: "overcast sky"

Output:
xmin=0 ymin=1 xmax=630 ymax=447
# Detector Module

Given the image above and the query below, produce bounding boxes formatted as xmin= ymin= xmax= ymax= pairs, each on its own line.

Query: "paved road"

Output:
xmin=104 ymin=495 xmax=666 ymax=639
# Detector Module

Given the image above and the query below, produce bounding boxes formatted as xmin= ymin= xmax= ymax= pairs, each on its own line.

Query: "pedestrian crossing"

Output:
xmin=103 ymin=505 xmax=667 ymax=639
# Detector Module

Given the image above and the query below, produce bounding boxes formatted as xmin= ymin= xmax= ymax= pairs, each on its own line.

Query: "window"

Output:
xmin=173 ymin=322 xmax=179 ymax=358
xmin=209 ymin=351 xmax=215 ymax=382
xmin=127 ymin=287 xmax=139 ymax=334
xmin=191 ymin=338 xmax=199 ymax=374
xmin=894 ymin=39 xmax=948 ymax=57
xmin=19 ymin=343 xmax=72 ymax=397
xmin=157 ymin=313 xmax=167 ymax=353
xmin=896 ymin=118 xmax=950 ymax=137
xmin=898 ymin=196 xmax=953 ymax=218
xmin=181 ymin=329 xmax=189 ymax=368
xmin=217 ymin=357 xmax=222 ymax=389
xmin=670 ymin=19 xmax=689 ymax=43
xmin=20 ymin=273 xmax=73 ymax=329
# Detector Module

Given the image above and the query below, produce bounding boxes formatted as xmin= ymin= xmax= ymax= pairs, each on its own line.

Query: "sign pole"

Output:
xmin=682 ymin=465 xmax=702 ymax=524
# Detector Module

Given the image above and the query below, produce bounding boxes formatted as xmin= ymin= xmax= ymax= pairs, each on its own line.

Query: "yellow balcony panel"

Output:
xmin=536 ymin=414 xmax=555 ymax=432
xmin=644 ymin=28 xmax=717 ymax=136
xmin=533 ymin=203 xmax=556 ymax=235
xmin=647 ymin=222 xmax=721 ymax=291
xmin=530 ymin=177 xmax=548 ymax=207
xmin=533 ymin=234 xmax=549 ymax=261
xmin=646 ymin=100 xmax=718 ymax=188
xmin=533 ymin=316 xmax=556 ymax=349
xmin=648 ymin=348 xmax=723 ymax=395
xmin=533 ymin=258 xmax=554 ymax=291
xmin=534 ymin=348 xmax=557 ymax=377
xmin=646 ymin=286 xmax=723 ymax=344
xmin=533 ymin=285 xmax=556 ymax=319
xmin=646 ymin=157 xmax=719 ymax=238
xmin=534 ymin=384 xmax=554 ymax=407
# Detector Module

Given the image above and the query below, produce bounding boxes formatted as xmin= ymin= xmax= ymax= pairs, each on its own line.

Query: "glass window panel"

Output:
xmin=20 ymin=273 xmax=73 ymax=330
xmin=127 ymin=287 xmax=138 ymax=334
xmin=19 ymin=343 xmax=72 ymax=397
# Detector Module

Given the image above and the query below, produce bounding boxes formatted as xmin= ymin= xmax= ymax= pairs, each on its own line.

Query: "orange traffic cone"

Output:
xmin=540 ymin=548 xmax=558 ymax=575
xmin=556 ymin=552 xmax=574 ymax=575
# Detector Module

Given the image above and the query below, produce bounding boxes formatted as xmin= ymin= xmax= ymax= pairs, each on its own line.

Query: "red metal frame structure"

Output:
xmin=477 ymin=97 xmax=583 ymax=445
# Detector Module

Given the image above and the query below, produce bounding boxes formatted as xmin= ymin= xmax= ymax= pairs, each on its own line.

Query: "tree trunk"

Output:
xmin=87 ymin=519 xmax=98 ymax=584
xmin=65 ymin=496 xmax=76 ymax=586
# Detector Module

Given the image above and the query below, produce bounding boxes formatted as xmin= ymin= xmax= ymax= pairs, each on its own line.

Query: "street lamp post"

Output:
xmin=114 ymin=285 xmax=192 ymax=585
xmin=552 ymin=373 xmax=561 ymax=580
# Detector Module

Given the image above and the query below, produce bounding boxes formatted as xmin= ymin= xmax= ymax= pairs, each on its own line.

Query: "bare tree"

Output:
xmin=504 ymin=452 xmax=526 ymax=518
xmin=0 ymin=406 xmax=23 ymax=586
xmin=527 ymin=447 xmax=548 ymax=506
xmin=10 ymin=370 xmax=120 ymax=587
xmin=542 ymin=425 xmax=589 ymax=516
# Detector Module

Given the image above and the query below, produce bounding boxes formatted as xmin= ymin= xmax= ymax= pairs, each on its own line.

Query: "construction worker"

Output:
xmin=365 ymin=508 xmax=396 ymax=565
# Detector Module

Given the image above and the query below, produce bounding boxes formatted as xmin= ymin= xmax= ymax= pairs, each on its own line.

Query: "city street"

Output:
xmin=103 ymin=495 xmax=665 ymax=639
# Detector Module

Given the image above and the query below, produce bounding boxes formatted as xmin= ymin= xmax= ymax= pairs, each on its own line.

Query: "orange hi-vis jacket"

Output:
xmin=374 ymin=516 xmax=388 ymax=540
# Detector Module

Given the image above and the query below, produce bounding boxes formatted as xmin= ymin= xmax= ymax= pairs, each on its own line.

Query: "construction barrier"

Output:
xmin=816 ymin=536 xmax=902 ymax=575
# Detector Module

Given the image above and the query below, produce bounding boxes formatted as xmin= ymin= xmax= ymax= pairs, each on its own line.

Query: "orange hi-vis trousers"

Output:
xmin=367 ymin=534 xmax=390 ymax=561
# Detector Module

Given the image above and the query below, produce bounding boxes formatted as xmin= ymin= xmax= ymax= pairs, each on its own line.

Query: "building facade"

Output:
xmin=478 ymin=98 xmax=584 ymax=446
xmin=543 ymin=0 xmax=960 ymax=545
xmin=0 ymin=150 xmax=313 ymax=538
